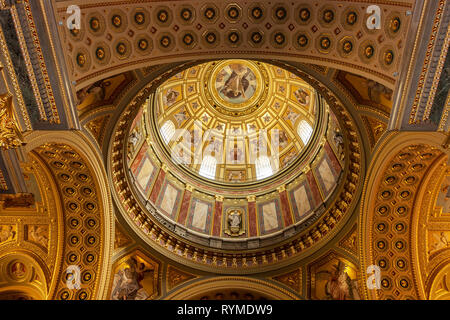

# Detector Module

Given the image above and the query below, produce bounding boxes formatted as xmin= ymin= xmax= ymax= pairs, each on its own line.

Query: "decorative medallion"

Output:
xmin=111 ymin=14 xmax=122 ymax=28
xmin=0 ymin=93 xmax=23 ymax=150
xmin=154 ymin=6 xmax=172 ymax=27
xmin=383 ymin=49 xmax=395 ymax=66
xmin=114 ymin=39 xmax=132 ymax=59
xmin=293 ymin=31 xmax=310 ymax=50
xmin=225 ymin=4 xmax=242 ymax=23
xmin=226 ymin=30 xmax=242 ymax=47
xmin=132 ymin=8 xmax=150 ymax=29
xmin=202 ymin=30 xmax=219 ymax=48
xmin=157 ymin=33 xmax=175 ymax=51
xmin=297 ymin=7 xmax=311 ymax=24
xmin=201 ymin=4 xmax=219 ymax=23
xmin=271 ymin=30 xmax=287 ymax=48
xmin=318 ymin=6 xmax=336 ymax=27
xmin=9 ymin=261 xmax=27 ymax=280
xmin=74 ymin=48 xmax=91 ymax=71
xmin=179 ymin=31 xmax=197 ymax=49
xmin=87 ymin=13 xmax=106 ymax=36
xmin=272 ymin=4 xmax=288 ymax=23
xmin=338 ymin=36 xmax=354 ymax=57
xmin=93 ymin=42 xmax=111 ymax=65
xmin=135 ymin=35 xmax=153 ymax=55
xmin=386 ymin=13 xmax=402 ymax=38
xmin=346 ymin=11 xmax=358 ymax=25
xmin=248 ymin=29 xmax=265 ymax=47
xmin=109 ymin=9 xmax=127 ymax=33
xmin=359 ymin=40 xmax=376 ymax=62
xmin=391 ymin=17 xmax=401 ymax=32
xmin=207 ymin=59 xmax=263 ymax=112
xmin=322 ymin=9 xmax=334 ymax=23
xmin=317 ymin=34 xmax=333 ymax=53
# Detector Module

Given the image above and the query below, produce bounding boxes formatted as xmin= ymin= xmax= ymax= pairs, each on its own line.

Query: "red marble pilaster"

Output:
xmin=324 ymin=142 xmax=342 ymax=173
xmin=149 ymin=168 xmax=166 ymax=203
xmin=130 ymin=142 xmax=149 ymax=173
xmin=212 ymin=200 xmax=223 ymax=237
xmin=248 ymin=200 xmax=257 ymax=237
xmin=306 ymin=170 xmax=323 ymax=205
xmin=176 ymin=190 xmax=192 ymax=225
xmin=279 ymin=190 xmax=293 ymax=227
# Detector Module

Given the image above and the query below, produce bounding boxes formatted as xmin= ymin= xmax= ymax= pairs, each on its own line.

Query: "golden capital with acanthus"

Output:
xmin=0 ymin=93 xmax=23 ymax=151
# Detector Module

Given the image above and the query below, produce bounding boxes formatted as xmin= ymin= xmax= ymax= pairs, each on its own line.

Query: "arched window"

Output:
xmin=297 ymin=120 xmax=313 ymax=145
xmin=199 ymin=155 xmax=217 ymax=179
xmin=255 ymin=156 xmax=273 ymax=180
xmin=160 ymin=120 xmax=175 ymax=144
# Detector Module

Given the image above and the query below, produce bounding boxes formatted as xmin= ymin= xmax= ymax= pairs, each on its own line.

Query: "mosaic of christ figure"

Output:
xmin=215 ymin=63 xmax=257 ymax=104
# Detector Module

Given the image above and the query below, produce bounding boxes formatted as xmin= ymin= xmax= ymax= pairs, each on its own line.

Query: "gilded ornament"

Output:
xmin=364 ymin=45 xmax=374 ymax=59
xmin=297 ymin=34 xmax=308 ymax=47
xmin=111 ymin=15 xmax=122 ymax=28
xmin=0 ymin=93 xmax=23 ymax=150
xmin=251 ymin=7 xmax=263 ymax=20
xmin=390 ymin=17 xmax=401 ymax=33
xmin=384 ymin=50 xmax=394 ymax=65
xmin=180 ymin=8 xmax=192 ymax=21
xmin=274 ymin=7 xmax=287 ymax=20
xmin=342 ymin=40 xmax=353 ymax=54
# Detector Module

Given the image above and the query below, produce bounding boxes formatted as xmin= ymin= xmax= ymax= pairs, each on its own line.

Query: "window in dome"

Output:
xmin=255 ymin=156 xmax=273 ymax=180
xmin=199 ymin=155 xmax=217 ymax=179
xmin=160 ymin=120 xmax=175 ymax=144
xmin=297 ymin=120 xmax=313 ymax=145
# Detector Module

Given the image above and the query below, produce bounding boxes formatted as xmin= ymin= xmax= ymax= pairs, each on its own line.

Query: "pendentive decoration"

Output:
xmin=0 ymin=93 xmax=24 ymax=150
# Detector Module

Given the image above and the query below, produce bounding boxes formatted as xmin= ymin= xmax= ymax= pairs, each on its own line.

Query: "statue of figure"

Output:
xmin=333 ymin=127 xmax=345 ymax=161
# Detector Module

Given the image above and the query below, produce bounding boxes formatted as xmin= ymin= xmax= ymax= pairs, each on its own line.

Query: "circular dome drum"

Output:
xmin=145 ymin=60 xmax=321 ymax=186
xmin=110 ymin=59 xmax=362 ymax=272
